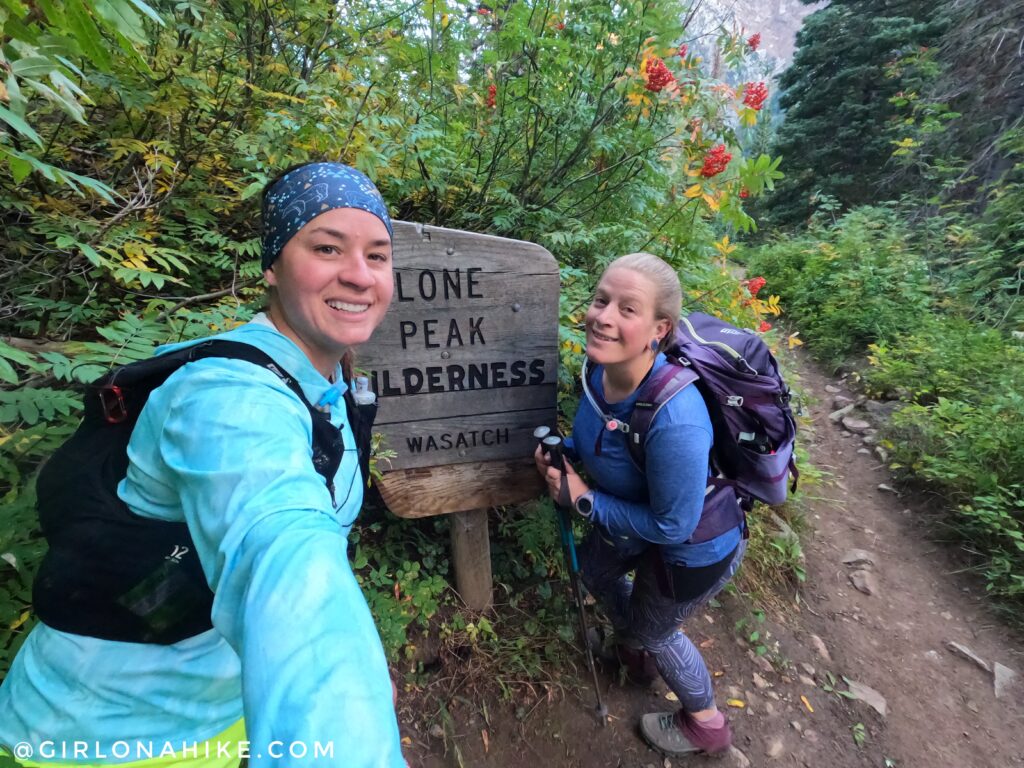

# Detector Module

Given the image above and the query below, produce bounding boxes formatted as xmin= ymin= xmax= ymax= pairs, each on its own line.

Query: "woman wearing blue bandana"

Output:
xmin=0 ymin=164 xmax=406 ymax=768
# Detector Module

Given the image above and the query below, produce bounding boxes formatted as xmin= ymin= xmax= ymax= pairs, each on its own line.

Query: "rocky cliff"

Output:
xmin=692 ymin=0 xmax=826 ymax=64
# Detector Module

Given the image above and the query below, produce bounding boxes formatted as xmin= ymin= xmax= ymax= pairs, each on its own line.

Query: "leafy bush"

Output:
xmin=866 ymin=318 xmax=1024 ymax=502
xmin=956 ymin=487 xmax=1024 ymax=612
xmin=872 ymin=327 xmax=1024 ymax=614
xmin=350 ymin=516 xmax=452 ymax=660
xmin=0 ymin=488 xmax=44 ymax=680
xmin=885 ymin=389 xmax=1024 ymax=495
xmin=926 ymin=126 xmax=1024 ymax=330
xmin=864 ymin=317 xmax=1014 ymax=403
xmin=746 ymin=207 xmax=933 ymax=364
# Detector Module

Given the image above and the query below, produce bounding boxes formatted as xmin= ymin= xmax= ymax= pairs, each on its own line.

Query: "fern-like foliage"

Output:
xmin=85 ymin=314 xmax=173 ymax=365
xmin=0 ymin=341 xmax=39 ymax=385
xmin=0 ymin=389 xmax=82 ymax=427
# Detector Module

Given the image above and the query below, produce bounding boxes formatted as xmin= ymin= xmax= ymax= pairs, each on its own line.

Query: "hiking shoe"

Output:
xmin=639 ymin=711 xmax=732 ymax=757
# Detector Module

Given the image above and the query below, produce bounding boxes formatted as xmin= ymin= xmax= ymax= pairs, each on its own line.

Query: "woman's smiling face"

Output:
xmin=265 ymin=207 xmax=393 ymax=376
xmin=585 ymin=266 xmax=670 ymax=368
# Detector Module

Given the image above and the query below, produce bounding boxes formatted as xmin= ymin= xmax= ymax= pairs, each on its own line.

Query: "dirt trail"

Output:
xmin=402 ymin=351 xmax=1024 ymax=768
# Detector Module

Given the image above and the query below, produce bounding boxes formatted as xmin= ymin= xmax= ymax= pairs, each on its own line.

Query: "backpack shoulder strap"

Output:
xmin=102 ymin=340 xmax=302 ymax=399
xmin=182 ymin=339 xmax=305 ymax=398
xmin=627 ymin=361 xmax=699 ymax=470
xmin=155 ymin=340 xmax=351 ymax=494
xmin=94 ymin=340 xmax=302 ymax=425
xmin=342 ymin=386 xmax=377 ymax=487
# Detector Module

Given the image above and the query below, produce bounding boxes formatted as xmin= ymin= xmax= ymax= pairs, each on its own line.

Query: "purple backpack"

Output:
xmin=582 ymin=312 xmax=797 ymax=540
xmin=641 ymin=312 xmax=798 ymax=502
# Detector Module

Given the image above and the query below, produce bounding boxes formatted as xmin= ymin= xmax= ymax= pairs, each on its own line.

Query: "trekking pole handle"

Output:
xmin=541 ymin=435 xmax=565 ymax=472
xmin=533 ymin=425 xmax=551 ymax=446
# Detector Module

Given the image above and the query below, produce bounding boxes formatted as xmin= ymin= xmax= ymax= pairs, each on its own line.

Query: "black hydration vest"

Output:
xmin=32 ymin=339 xmax=376 ymax=645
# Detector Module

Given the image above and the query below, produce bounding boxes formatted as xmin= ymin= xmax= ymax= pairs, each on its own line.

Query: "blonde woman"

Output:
xmin=537 ymin=253 xmax=745 ymax=757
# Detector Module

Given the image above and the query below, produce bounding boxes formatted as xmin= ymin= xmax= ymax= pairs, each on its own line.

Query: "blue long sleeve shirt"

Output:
xmin=0 ymin=316 xmax=404 ymax=767
xmin=572 ymin=354 xmax=741 ymax=567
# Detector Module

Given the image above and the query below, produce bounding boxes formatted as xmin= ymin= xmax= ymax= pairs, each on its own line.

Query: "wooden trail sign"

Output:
xmin=359 ymin=222 xmax=560 ymax=607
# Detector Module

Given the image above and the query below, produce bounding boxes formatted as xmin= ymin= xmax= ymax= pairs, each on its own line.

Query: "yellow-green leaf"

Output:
xmin=0 ymin=105 xmax=42 ymax=146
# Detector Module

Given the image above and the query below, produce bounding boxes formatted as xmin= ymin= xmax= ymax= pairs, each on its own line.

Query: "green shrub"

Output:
xmin=865 ymin=291 xmax=1024 ymax=622
xmin=884 ymin=390 xmax=1024 ymax=499
xmin=939 ymin=126 xmax=1024 ymax=329
xmin=350 ymin=516 xmax=453 ymax=661
xmin=875 ymin=360 xmax=1024 ymax=621
xmin=746 ymin=207 xmax=933 ymax=364
xmin=864 ymin=316 xmax=1015 ymax=403
xmin=867 ymin=317 xmax=1024 ymax=502
xmin=0 ymin=489 xmax=44 ymax=680
xmin=956 ymin=486 xmax=1024 ymax=621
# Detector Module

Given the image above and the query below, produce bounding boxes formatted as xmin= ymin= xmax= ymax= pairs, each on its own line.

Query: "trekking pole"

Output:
xmin=537 ymin=431 xmax=608 ymax=727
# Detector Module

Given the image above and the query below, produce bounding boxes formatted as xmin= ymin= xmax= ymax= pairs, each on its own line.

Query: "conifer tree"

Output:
xmin=766 ymin=0 xmax=944 ymax=226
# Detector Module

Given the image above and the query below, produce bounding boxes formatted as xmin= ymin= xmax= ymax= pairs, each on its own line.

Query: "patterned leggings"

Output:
xmin=579 ymin=531 xmax=747 ymax=712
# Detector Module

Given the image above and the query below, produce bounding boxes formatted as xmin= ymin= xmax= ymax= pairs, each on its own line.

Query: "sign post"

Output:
xmin=360 ymin=222 xmax=560 ymax=609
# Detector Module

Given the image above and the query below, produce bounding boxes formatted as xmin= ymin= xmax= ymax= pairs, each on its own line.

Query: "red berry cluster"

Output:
xmin=644 ymin=57 xmax=675 ymax=92
xmin=700 ymin=144 xmax=732 ymax=177
xmin=743 ymin=82 xmax=768 ymax=111
xmin=486 ymin=84 xmax=497 ymax=109
xmin=747 ymin=33 xmax=761 ymax=51
xmin=739 ymin=188 xmax=750 ymax=199
xmin=758 ymin=320 xmax=772 ymax=333
xmin=745 ymin=276 xmax=766 ymax=296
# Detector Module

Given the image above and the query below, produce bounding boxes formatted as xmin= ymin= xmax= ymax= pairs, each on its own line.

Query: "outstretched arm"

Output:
xmin=150 ymin=367 xmax=404 ymax=767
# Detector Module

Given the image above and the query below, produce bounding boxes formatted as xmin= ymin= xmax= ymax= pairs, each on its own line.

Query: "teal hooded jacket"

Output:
xmin=0 ymin=316 xmax=404 ymax=767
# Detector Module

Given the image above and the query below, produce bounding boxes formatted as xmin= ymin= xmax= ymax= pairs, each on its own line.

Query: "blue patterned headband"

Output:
xmin=261 ymin=163 xmax=393 ymax=270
